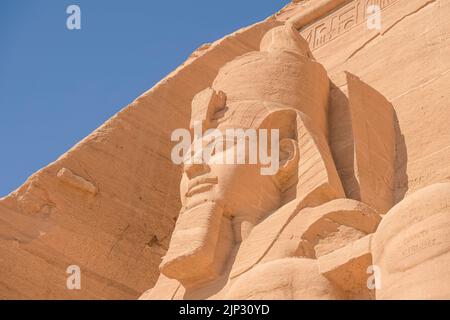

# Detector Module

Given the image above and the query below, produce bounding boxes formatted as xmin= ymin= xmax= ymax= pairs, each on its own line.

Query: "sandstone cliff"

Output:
xmin=0 ymin=0 xmax=449 ymax=299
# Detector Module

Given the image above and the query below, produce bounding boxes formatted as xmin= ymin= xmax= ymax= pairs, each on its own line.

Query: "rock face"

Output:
xmin=1 ymin=0 xmax=449 ymax=299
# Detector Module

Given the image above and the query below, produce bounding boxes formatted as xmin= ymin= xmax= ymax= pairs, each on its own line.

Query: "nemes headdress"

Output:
xmin=189 ymin=24 xmax=344 ymax=203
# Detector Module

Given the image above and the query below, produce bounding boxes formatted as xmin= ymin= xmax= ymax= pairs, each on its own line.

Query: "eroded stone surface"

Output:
xmin=1 ymin=0 xmax=449 ymax=299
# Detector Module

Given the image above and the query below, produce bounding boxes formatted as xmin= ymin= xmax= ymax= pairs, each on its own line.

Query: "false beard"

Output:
xmin=160 ymin=201 xmax=233 ymax=287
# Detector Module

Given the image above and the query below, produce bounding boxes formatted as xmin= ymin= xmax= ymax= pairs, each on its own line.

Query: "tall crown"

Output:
xmin=207 ymin=24 xmax=330 ymax=134
xmin=260 ymin=24 xmax=312 ymax=57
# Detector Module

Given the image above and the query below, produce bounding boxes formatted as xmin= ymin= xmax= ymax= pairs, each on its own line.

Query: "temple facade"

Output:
xmin=0 ymin=0 xmax=449 ymax=299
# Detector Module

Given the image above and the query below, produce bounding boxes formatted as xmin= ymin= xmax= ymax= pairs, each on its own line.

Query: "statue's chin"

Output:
xmin=160 ymin=201 xmax=231 ymax=287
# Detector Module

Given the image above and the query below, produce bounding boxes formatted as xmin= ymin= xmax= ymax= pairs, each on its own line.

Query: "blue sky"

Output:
xmin=0 ymin=0 xmax=289 ymax=197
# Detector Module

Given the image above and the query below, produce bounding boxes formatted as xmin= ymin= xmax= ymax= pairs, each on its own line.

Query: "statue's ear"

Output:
xmin=258 ymin=107 xmax=345 ymax=204
xmin=257 ymin=109 xmax=299 ymax=192
xmin=275 ymin=138 xmax=299 ymax=192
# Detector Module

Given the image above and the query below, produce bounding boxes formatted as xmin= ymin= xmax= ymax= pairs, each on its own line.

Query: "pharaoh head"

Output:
xmin=160 ymin=25 xmax=343 ymax=287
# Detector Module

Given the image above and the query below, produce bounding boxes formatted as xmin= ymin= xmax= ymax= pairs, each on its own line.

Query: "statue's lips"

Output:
xmin=186 ymin=176 xmax=218 ymax=197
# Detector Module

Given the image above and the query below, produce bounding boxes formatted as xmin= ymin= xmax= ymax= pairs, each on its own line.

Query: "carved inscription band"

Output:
xmin=299 ymin=0 xmax=400 ymax=50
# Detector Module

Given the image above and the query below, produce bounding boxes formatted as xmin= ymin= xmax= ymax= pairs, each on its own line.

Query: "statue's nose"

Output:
xmin=184 ymin=162 xmax=210 ymax=179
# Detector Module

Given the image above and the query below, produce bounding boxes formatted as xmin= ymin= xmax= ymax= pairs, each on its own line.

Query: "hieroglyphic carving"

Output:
xmin=300 ymin=0 xmax=400 ymax=50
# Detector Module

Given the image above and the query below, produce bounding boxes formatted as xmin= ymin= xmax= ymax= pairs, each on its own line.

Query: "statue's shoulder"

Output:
xmin=230 ymin=198 xmax=381 ymax=279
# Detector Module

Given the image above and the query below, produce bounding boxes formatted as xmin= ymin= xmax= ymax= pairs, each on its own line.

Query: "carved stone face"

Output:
xmin=161 ymin=122 xmax=300 ymax=287
xmin=179 ymin=137 xmax=281 ymax=239
xmin=161 ymin=138 xmax=282 ymax=287
xmin=160 ymin=25 xmax=329 ymax=287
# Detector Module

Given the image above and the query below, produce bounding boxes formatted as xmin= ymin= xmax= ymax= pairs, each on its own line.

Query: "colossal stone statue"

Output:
xmin=140 ymin=24 xmax=450 ymax=300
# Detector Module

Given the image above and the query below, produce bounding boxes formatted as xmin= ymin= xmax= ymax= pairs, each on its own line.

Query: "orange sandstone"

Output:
xmin=1 ymin=0 xmax=449 ymax=300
